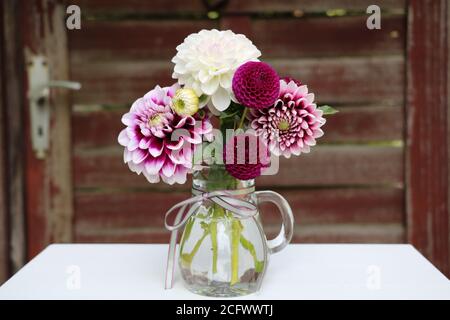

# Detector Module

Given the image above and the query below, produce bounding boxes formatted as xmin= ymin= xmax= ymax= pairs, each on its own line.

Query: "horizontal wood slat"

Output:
xmin=69 ymin=20 xmax=218 ymax=62
xmin=72 ymin=105 xmax=404 ymax=149
xmin=67 ymin=0 xmax=206 ymax=14
xmin=69 ymin=16 xmax=405 ymax=61
xmin=291 ymin=223 xmax=404 ymax=243
xmin=67 ymin=0 xmax=406 ymax=14
xmin=71 ymin=56 xmax=405 ymax=105
xmin=73 ymin=145 xmax=404 ymax=189
xmin=253 ymin=17 xmax=405 ymax=58
xmin=75 ymin=224 xmax=405 ymax=244
xmin=225 ymin=0 xmax=406 ymax=13
xmin=259 ymin=146 xmax=404 ymax=187
xmin=74 ymin=188 xmax=404 ymax=231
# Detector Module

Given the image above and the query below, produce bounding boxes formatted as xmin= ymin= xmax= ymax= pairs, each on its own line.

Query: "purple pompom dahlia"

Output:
xmin=118 ymin=83 xmax=213 ymax=185
xmin=223 ymin=133 xmax=270 ymax=180
xmin=249 ymin=79 xmax=326 ymax=158
xmin=232 ymin=61 xmax=280 ymax=109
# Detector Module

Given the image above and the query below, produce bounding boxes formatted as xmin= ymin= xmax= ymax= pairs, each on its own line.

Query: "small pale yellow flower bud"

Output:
xmin=171 ymin=88 xmax=199 ymax=116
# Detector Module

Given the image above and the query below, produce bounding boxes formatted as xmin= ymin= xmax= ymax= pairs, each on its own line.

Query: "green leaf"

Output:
xmin=318 ymin=105 xmax=339 ymax=115
xmin=219 ymin=111 xmax=240 ymax=119
xmin=219 ymin=102 xmax=244 ymax=119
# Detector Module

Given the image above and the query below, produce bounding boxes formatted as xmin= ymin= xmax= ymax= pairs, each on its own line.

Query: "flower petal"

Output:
xmin=118 ymin=129 xmax=130 ymax=146
xmin=144 ymin=155 xmax=165 ymax=175
xmin=162 ymin=160 xmax=176 ymax=177
xmin=148 ymin=138 xmax=164 ymax=157
xmin=219 ymin=73 xmax=232 ymax=89
xmin=123 ymin=148 xmax=132 ymax=163
xmin=200 ymin=76 xmax=220 ymax=95
xmin=211 ymin=87 xmax=231 ymax=111
xmin=132 ymin=149 xmax=148 ymax=164
xmin=121 ymin=113 xmax=136 ymax=126
xmin=127 ymin=161 xmax=144 ymax=174
xmin=127 ymin=138 xmax=139 ymax=151
xmin=166 ymin=136 xmax=185 ymax=150
xmin=139 ymin=137 xmax=151 ymax=149
xmin=143 ymin=171 xmax=160 ymax=183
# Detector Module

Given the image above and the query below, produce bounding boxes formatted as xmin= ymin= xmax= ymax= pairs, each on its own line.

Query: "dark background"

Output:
xmin=0 ymin=0 xmax=449 ymax=284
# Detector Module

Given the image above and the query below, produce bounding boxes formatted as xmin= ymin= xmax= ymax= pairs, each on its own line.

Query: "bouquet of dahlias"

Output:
xmin=118 ymin=29 xmax=336 ymax=184
xmin=118 ymin=29 xmax=336 ymax=296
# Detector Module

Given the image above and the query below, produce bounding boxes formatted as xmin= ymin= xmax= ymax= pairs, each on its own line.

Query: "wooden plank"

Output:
xmin=75 ymin=223 xmax=405 ymax=244
xmin=72 ymin=105 xmax=403 ymax=150
xmin=270 ymin=56 xmax=405 ymax=105
xmin=73 ymin=145 xmax=403 ymax=189
xmin=448 ymin=0 xmax=450 ymax=281
xmin=406 ymin=0 xmax=450 ymax=276
xmin=69 ymin=16 xmax=404 ymax=61
xmin=252 ymin=16 xmax=405 ymax=58
xmin=263 ymin=145 xmax=404 ymax=187
xmin=22 ymin=1 xmax=74 ymax=259
xmin=260 ymin=188 xmax=404 ymax=225
xmin=22 ymin=0 xmax=48 ymax=260
xmin=69 ymin=20 xmax=219 ymax=62
xmin=290 ymin=223 xmax=405 ymax=243
xmin=2 ymin=0 xmax=26 ymax=273
xmin=0 ymin=0 xmax=9 ymax=283
xmin=321 ymin=106 xmax=404 ymax=143
xmin=66 ymin=0 xmax=205 ymax=14
xmin=74 ymin=188 xmax=403 ymax=231
xmin=66 ymin=0 xmax=406 ymax=14
xmin=75 ymin=228 xmax=170 ymax=244
xmin=71 ymin=56 xmax=405 ymax=105
xmin=45 ymin=3 xmax=75 ymax=245
xmin=224 ymin=0 xmax=407 ymax=13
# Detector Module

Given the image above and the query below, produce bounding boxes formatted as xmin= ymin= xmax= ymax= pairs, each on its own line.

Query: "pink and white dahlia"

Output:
xmin=249 ymin=79 xmax=326 ymax=158
xmin=118 ymin=83 xmax=213 ymax=185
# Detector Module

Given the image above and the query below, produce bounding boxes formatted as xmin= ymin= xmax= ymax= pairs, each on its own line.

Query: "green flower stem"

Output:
xmin=240 ymin=234 xmax=264 ymax=273
xmin=180 ymin=228 xmax=209 ymax=268
xmin=180 ymin=217 xmax=195 ymax=253
xmin=238 ymin=108 xmax=248 ymax=130
xmin=210 ymin=206 xmax=220 ymax=274
xmin=210 ymin=222 xmax=218 ymax=273
xmin=230 ymin=218 xmax=242 ymax=285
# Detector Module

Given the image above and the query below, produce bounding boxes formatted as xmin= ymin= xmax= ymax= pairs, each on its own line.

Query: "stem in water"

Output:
xmin=240 ymin=234 xmax=264 ymax=273
xmin=230 ymin=218 xmax=242 ymax=285
xmin=180 ymin=227 xmax=209 ymax=268
xmin=210 ymin=208 xmax=219 ymax=274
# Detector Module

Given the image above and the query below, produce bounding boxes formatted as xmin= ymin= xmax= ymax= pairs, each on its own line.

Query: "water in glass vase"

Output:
xmin=178 ymin=166 xmax=267 ymax=297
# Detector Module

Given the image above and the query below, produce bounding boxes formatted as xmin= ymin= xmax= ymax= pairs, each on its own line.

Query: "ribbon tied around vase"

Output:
xmin=164 ymin=186 xmax=260 ymax=289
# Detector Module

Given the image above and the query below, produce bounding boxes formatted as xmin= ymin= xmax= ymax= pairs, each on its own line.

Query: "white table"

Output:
xmin=0 ymin=244 xmax=449 ymax=300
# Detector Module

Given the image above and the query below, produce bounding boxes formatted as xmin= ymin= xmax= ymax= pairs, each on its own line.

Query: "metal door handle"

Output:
xmin=27 ymin=54 xmax=81 ymax=159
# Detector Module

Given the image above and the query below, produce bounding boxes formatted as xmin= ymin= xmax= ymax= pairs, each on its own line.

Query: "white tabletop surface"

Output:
xmin=0 ymin=244 xmax=449 ymax=300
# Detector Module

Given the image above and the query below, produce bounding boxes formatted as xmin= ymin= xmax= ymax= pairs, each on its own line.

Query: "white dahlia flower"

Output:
xmin=172 ymin=29 xmax=261 ymax=113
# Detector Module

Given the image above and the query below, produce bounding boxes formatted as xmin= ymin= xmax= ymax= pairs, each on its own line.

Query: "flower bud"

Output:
xmin=171 ymin=88 xmax=199 ymax=116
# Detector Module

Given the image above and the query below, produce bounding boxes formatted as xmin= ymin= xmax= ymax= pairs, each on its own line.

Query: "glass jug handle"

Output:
xmin=255 ymin=190 xmax=294 ymax=254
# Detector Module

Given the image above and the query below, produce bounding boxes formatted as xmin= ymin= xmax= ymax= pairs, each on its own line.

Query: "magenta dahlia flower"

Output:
xmin=249 ymin=79 xmax=325 ymax=158
xmin=223 ymin=133 xmax=270 ymax=180
xmin=232 ymin=61 xmax=280 ymax=109
xmin=118 ymin=83 xmax=213 ymax=185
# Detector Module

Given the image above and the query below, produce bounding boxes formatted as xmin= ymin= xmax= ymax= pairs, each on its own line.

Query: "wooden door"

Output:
xmin=69 ymin=1 xmax=406 ymax=245
xmin=0 ymin=0 xmax=448 ymax=283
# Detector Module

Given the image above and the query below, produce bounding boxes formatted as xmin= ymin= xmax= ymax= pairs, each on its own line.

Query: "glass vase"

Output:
xmin=178 ymin=165 xmax=294 ymax=297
